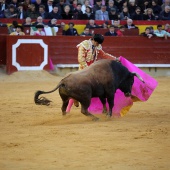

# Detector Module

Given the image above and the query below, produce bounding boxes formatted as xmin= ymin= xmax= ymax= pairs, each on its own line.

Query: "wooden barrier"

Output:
xmin=49 ymin=36 xmax=170 ymax=64
xmin=0 ymin=35 xmax=170 ymax=74
xmin=5 ymin=36 xmax=50 ymax=74
xmin=0 ymin=35 xmax=7 ymax=65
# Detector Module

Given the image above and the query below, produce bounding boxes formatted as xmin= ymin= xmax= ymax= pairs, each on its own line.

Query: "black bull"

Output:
xmin=34 ymin=59 xmax=144 ymax=120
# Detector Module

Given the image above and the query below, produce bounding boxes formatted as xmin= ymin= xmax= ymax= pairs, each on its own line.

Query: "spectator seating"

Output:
xmin=90 ymin=28 xmax=139 ymax=36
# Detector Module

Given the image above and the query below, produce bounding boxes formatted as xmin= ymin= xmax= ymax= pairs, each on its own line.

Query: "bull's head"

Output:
xmin=119 ymin=72 xmax=144 ymax=97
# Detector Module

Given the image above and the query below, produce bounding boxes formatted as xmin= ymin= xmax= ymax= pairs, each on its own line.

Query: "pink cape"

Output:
xmin=67 ymin=57 xmax=158 ymax=116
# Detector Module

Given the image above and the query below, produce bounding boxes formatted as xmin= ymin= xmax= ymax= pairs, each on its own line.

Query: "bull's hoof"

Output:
xmin=92 ymin=117 xmax=99 ymax=121
xmin=74 ymin=100 xmax=79 ymax=107
xmin=106 ymin=114 xmax=112 ymax=120
xmin=62 ymin=111 xmax=67 ymax=116
xmin=102 ymin=109 xmax=107 ymax=115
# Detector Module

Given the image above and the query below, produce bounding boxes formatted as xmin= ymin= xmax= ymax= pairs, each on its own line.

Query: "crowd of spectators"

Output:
xmin=0 ymin=0 xmax=170 ymax=20
xmin=3 ymin=16 xmax=169 ymax=39
xmin=0 ymin=0 xmax=170 ymax=38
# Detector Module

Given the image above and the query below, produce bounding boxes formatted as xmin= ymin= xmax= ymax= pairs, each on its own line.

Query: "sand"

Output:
xmin=0 ymin=70 xmax=170 ymax=170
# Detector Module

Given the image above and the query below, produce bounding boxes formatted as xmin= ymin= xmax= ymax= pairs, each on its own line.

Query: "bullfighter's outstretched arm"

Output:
xmin=99 ymin=49 xmax=118 ymax=61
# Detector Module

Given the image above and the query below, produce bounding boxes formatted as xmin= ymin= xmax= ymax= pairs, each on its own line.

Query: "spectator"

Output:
xmin=26 ymin=3 xmax=39 ymax=19
xmin=78 ymin=0 xmax=84 ymax=5
xmin=10 ymin=0 xmax=19 ymax=8
xmin=124 ymin=18 xmax=138 ymax=29
xmin=81 ymin=0 xmax=91 ymax=14
xmin=93 ymin=0 xmax=102 ymax=13
xmin=104 ymin=25 xmax=117 ymax=36
xmin=139 ymin=0 xmax=152 ymax=13
xmin=95 ymin=5 xmax=109 ymax=20
xmin=48 ymin=18 xmax=60 ymax=27
xmin=149 ymin=25 xmax=154 ymax=34
xmin=164 ymin=23 xmax=170 ymax=33
xmin=128 ymin=0 xmax=138 ymax=16
xmin=56 ymin=0 xmax=67 ymax=15
xmin=72 ymin=3 xmax=83 ymax=19
xmin=143 ymin=8 xmax=155 ymax=20
xmin=80 ymin=26 xmax=92 ymax=36
xmin=44 ymin=0 xmax=54 ymax=13
xmin=48 ymin=18 xmax=59 ymax=35
xmin=106 ymin=0 xmax=118 ymax=13
xmin=0 ymin=0 xmax=8 ymax=12
xmin=33 ymin=24 xmax=46 ymax=36
xmin=17 ymin=3 xmax=27 ymax=19
xmin=60 ymin=21 xmax=66 ymax=35
xmin=23 ymin=0 xmax=31 ymax=12
xmin=131 ymin=7 xmax=143 ymax=20
xmin=32 ymin=16 xmax=46 ymax=26
xmin=122 ymin=0 xmax=128 ymax=10
xmin=112 ymin=19 xmax=120 ymax=28
xmin=72 ymin=0 xmax=78 ymax=11
xmin=114 ymin=0 xmax=124 ymax=12
xmin=8 ymin=20 xmax=18 ymax=34
xmin=101 ymin=21 xmax=109 ymax=29
xmin=116 ymin=25 xmax=125 ymax=36
xmin=4 ymin=4 xmax=17 ymax=18
xmin=62 ymin=4 xmax=73 ymax=19
xmin=109 ymin=7 xmax=119 ymax=20
xmin=154 ymin=24 xmax=168 ymax=39
xmin=38 ymin=5 xmax=48 ymax=19
xmin=151 ymin=0 xmax=162 ymax=19
xmin=22 ymin=16 xmax=32 ymax=26
xmin=82 ymin=6 xmax=94 ymax=19
xmin=34 ymin=0 xmax=43 ymax=12
xmin=141 ymin=27 xmax=156 ymax=38
xmin=159 ymin=5 xmax=170 ymax=20
xmin=119 ymin=6 xmax=131 ymax=20
xmin=161 ymin=0 xmax=170 ymax=11
xmin=65 ymin=22 xmax=79 ymax=36
xmin=46 ymin=5 xmax=62 ymax=19
xmin=10 ymin=25 xmax=25 ymax=35
xmin=86 ymin=19 xmax=101 ymax=28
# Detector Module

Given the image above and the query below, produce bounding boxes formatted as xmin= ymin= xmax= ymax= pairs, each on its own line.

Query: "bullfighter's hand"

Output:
xmin=116 ymin=57 xmax=121 ymax=63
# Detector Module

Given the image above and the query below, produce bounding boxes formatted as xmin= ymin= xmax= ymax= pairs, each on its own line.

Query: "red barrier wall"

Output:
xmin=6 ymin=36 xmax=50 ymax=74
xmin=0 ymin=35 xmax=7 ymax=65
xmin=0 ymin=35 xmax=170 ymax=74
xmin=49 ymin=36 xmax=170 ymax=64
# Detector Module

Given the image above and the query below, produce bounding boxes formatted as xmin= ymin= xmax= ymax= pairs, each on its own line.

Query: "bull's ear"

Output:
xmin=132 ymin=72 xmax=145 ymax=83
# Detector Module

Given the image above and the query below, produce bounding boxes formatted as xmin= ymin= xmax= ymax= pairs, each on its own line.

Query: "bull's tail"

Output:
xmin=34 ymin=83 xmax=62 ymax=106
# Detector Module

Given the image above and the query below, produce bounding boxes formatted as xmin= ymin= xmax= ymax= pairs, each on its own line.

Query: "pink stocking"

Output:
xmin=66 ymin=99 xmax=74 ymax=112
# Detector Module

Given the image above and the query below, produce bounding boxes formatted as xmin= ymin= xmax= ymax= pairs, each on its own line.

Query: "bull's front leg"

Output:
xmin=106 ymin=96 xmax=114 ymax=118
xmin=99 ymin=97 xmax=107 ymax=114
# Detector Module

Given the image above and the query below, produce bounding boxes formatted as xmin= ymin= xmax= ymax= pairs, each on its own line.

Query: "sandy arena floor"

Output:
xmin=0 ymin=70 xmax=169 ymax=170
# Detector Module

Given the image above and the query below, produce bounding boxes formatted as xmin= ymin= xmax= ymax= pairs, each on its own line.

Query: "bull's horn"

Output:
xmin=132 ymin=72 xmax=145 ymax=83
